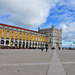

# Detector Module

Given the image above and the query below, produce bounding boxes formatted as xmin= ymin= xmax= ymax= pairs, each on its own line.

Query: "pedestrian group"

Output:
xmin=41 ymin=43 xmax=48 ymax=52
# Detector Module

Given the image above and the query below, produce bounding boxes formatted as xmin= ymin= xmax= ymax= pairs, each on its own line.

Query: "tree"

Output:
xmin=73 ymin=41 xmax=75 ymax=44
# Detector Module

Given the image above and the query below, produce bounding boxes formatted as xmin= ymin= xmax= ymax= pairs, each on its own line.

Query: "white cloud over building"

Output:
xmin=0 ymin=0 xmax=60 ymax=28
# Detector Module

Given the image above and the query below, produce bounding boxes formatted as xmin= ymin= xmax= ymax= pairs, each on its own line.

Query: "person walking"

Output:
xmin=45 ymin=43 xmax=48 ymax=52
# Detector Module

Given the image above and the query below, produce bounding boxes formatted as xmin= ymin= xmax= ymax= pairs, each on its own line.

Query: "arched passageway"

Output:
xmin=35 ymin=42 xmax=37 ymax=46
xmin=32 ymin=42 xmax=34 ymax=49
xmin=19 ymin=42 xmax=21 ymax=48
xmin=15 ymin=41 xmax=18 ymax=46
xmin=6 ymin=40 xmax=9 ymax=45
xmin=10 ymin=41 xmax=14 ymax=45
xmin=35 ymin=42 xmax=37 ymax=49
xmin=29 ymin=42 xmax=31 ymax=49
xmin=1 ymin=40 xmax=4 ymax=44
xmin=23 ymin=42 xmax=25 ymax=48
xmin=0 ymin=40 xmax=4 ymax=48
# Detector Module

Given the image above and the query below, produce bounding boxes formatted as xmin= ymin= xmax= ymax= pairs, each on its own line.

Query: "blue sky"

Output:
xmin=0 ymin=0 xmax=75 ymax=47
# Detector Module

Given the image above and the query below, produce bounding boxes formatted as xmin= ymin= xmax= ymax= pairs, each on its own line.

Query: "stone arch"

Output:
xmin=35 ymin=42 xmax=37 ymax=46
xmin=6 ymin=40 xmax=9 ymax=44
xmin=29 ymin=42 xmax=31 ymax=49
xmin=19 ymin=41 xmax=21 ymax=48
xmin=23 ymin=42 xmax=25 ymax=48
xmin=1 ymin=40 xmax=4 ymax=44
xmin=15 ymin=41 xmax=18 ymax=46
xmin=10 ymin=41 xmax=14 ymax=45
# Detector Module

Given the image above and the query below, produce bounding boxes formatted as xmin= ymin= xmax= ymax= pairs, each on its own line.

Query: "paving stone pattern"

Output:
xmin=0 ymin=49 xmax=75 ymax=75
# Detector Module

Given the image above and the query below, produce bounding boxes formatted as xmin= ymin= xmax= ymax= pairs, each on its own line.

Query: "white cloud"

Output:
xmin=62 ymin=43 xmax=75 ymax=47
xmin=65 ymin=0 xmax=75 ymax=9
xmin=57 ymin=22 xmax=75 ymax=41
xmin=56 ymin=23 xmax=68 ymax=37
xmin=62 ymin=44 xmax=68 ymax=47
xmin=0 ymin=0 xmax=60 ymax=28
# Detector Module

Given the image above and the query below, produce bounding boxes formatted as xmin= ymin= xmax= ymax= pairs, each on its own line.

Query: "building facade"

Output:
xmin=0 ymin=23 xmax=62 ymax=49
xmin=38 ymin=25 xmax=62 ymax=49
xmin=0 ymin=23 xmax=47 ymax=49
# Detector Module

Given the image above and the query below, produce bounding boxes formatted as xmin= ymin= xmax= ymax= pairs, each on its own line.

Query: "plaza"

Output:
xmin=0 ymin=49 xmax=75 ymax=75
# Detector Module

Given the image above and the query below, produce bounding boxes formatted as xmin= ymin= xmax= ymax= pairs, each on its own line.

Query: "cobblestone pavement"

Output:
xmin=0 ymin=49 xmax=75 ymax=75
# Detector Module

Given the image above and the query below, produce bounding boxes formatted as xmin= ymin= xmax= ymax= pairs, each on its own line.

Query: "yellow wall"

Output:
xmin=25 ymin=33 xmax=27 ymax=41
xmin=0 ymin=28 xmax=46 ymax=43
xmin=42 ymin=36 xmax=43 ymax=42
xmin=37 ymin=36 xmax=39 ymax=42
xmin=28 ymin=34 xmax=30 ymax=41
xmin=0 ymin=29 xmax=2 ymax=38
xmin=4 ymin=30 xmax=7 ymax=38
xmin=40 ymin=36 xmax=41 ymax=42
xmin=9 ymin=31 xmax=12 ymax=39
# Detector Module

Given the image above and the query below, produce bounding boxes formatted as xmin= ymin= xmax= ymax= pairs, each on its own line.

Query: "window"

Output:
xmin=3 ymin=30 xmax=4 ymax=32
xmin=20 ymin=33 xmax=21 ymax=39
xmin=23 ymin=33 xmax=25 ymax=40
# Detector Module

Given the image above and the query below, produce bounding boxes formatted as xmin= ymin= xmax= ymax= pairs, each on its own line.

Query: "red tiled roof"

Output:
xmin=0 ymin=23 xmax=39 ymax=33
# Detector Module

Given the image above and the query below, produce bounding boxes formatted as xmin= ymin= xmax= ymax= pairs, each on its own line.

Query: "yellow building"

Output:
xmin=0 ymin=23 xmax=47 ymax=49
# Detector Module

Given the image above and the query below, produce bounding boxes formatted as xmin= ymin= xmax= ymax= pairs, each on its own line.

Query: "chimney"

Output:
xmin=52 ymin=25 xmax=54 ymax=29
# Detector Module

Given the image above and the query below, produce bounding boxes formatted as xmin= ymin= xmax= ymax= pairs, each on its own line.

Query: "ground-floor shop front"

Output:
xmin=0 ymin=39 xmax=46 ymax=49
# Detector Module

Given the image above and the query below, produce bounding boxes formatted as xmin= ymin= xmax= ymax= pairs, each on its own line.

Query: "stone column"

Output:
xmin=21 ymin=41 xmax=23 ymax=48
xmin=31 ymin=41 xmax=32 ymax=48
xmin=25 ymin=41 xmax=26 ymax=48
xmin=4 ymin=38 xmax=6 ymax=47
xmin=13 ymin=40 xmax=15 ymax=47
xmin=17 ymin=40 xmax=19 ymax=48
xmin=32 ymin=42 xmax=33 ymax=48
